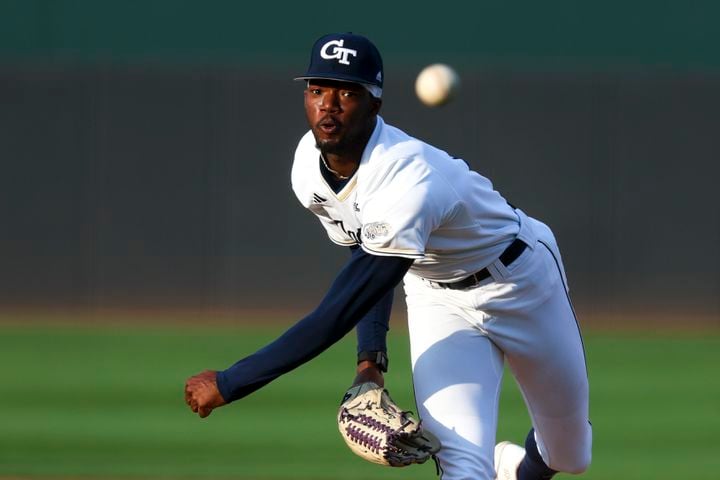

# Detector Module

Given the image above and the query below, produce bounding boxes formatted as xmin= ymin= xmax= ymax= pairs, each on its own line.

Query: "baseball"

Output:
xmin=415 ymin=64 xmax=460 ymax=107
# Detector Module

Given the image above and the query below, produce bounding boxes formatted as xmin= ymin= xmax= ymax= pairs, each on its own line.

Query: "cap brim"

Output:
xmin=293 ymin=73 xmax=379 ymax=87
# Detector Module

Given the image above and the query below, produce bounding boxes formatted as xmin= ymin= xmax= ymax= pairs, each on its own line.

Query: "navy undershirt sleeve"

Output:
xmin=215 ymin=250 xmax=413 ymax=403
xmin=354 ymin=252 xmax=393 ymax=353
xmin=355 ymin=288 xmax=392 ymax=354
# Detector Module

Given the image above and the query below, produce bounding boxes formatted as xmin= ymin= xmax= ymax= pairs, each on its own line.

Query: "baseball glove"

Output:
xmin=337 ymin=382 xmax=441 ymax=467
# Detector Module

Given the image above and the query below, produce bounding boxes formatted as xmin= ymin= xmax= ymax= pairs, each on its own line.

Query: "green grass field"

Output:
xmin=1 ymin=322 xmax=718 ymax=479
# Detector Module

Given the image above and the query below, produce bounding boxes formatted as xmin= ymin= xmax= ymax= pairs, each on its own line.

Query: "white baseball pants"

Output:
xmin=404 ymin=212 xmax=592 ymax=479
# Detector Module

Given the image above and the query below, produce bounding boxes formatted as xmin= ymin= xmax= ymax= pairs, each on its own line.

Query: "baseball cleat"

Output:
xmin=494 ymin=441 xmax=526 ymax=480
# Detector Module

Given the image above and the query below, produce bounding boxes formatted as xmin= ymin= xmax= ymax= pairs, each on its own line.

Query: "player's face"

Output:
xmin=304 ymin=79 xmax=381 ymax=156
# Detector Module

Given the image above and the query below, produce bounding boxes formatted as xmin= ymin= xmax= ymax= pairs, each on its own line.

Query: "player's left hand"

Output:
xmin=353 ymin=360 xmax=385 ymax=387
xmin=184 ymin=370 xmax=226 ymax=418
xmin=337 ymin=382 xmax=441 ymax=467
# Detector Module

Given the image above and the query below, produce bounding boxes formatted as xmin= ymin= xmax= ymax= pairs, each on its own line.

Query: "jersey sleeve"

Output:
xmin=360 ymin=157 xmax=457 ymax=258
xmin=215 ymin=250 xmax=413 ymax=403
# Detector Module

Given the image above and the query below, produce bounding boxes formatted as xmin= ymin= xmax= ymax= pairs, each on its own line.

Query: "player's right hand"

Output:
xmin=184 ymin=369 xmax=227 ymax=418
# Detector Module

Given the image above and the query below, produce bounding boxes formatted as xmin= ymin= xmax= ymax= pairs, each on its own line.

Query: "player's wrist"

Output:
xmin=356 ymin=360 xmax=382 ymax=373
xmin=357 ymin=350 xmax=388 ymax=372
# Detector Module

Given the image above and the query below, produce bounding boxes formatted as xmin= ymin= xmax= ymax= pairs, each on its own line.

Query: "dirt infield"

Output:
xmin=0 ymin=304 xmax=717 ymax=332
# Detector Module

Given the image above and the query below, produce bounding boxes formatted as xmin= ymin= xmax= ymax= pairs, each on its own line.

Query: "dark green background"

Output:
xmin=2 ymin=1 xmax=720 ymax=68
xmin=1 ymin=1 xmax=718 ymax=318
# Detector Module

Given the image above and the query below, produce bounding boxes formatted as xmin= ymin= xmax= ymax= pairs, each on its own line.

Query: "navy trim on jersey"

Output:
xmin=361 ymin=243 xmax=425 ymax=259
xmin=215 ymin=250 xmax=413 ymax=403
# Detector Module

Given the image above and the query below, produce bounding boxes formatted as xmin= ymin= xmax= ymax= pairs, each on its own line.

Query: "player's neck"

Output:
xmin=321 ymin=152 xmax=361 ymax=180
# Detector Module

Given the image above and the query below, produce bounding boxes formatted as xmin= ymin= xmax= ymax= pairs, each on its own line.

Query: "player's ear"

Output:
xmin=371 ymin=97 xmax=382 ymax=115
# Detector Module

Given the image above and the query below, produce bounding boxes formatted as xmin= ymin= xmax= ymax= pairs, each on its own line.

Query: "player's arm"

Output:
xmin=184 ymin=247 xmax=413 ymax=415
xmin=351 ymin=245 xmax=393 ymax=388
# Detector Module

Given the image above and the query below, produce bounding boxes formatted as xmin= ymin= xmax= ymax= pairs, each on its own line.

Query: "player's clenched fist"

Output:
xmin=184 ymin=370 xmax=226 ymax=418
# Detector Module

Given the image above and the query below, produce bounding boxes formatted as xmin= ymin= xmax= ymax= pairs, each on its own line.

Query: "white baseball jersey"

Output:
xmin=292 ymin=116 xmax=592 ymax=479
xmin=291 ymin=116 xmax=520 ymax=282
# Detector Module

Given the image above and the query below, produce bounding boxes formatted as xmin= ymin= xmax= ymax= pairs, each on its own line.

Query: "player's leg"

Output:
xmin=485 ymin=238 xmax=592 ymax=477
xmin=403 ymin=274 xmax=504 ymax=480
xmin=517 ymin=428 xmax=558 ymax=479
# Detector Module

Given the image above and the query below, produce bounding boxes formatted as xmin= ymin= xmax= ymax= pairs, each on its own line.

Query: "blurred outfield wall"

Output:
xmin=1 ymin=1 xmax=718 ymax=324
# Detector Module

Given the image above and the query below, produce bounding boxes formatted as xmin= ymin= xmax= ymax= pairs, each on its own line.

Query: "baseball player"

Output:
xmin=185 ymin=33 xmax=592 ymax=480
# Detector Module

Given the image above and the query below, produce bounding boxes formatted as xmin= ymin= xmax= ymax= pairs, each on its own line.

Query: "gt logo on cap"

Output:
xmin=320 ymin=39 xmax=357 ymax=65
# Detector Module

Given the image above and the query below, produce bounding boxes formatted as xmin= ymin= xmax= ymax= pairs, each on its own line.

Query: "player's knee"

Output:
xmin=563 ymin=455 xmax=591 ymax=475
xmin=550 ymin=450 xmax=591 ymax=475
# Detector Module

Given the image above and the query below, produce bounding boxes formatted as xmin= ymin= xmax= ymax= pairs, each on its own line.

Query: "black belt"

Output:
xmin=435 ymin=238 xmax=528 ymax=290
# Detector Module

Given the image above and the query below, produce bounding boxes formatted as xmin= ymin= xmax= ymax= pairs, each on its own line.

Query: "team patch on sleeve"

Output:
xmin=360 ymin=220 xmax=425 ymax=259
xmin=361 ymin=222 xmax=392 ymax=242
